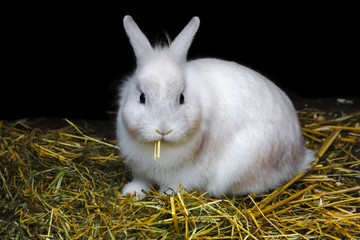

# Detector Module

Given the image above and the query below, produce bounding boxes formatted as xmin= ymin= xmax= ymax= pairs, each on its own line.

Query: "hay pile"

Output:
xmin=0 ymin=110 xmax=359 ymax=239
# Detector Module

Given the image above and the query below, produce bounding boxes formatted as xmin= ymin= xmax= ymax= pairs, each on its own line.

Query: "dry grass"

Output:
xmin=1 ymin=109 xmax=359 ymax=239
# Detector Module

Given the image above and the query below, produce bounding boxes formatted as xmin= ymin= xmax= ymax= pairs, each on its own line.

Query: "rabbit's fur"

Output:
xmin=117 ymin=16 xmax=314 ymax=198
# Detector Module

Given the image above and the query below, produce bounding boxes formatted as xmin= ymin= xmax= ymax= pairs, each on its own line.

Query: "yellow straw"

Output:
xmin=154 ymin=141 xmax=157 ymax=160
xmin=154 ymin=140 xmax=161 ymax=160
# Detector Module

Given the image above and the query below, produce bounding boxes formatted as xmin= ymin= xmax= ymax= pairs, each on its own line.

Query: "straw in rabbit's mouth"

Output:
xmin=154 ymin=140 xmax=161 ymax=160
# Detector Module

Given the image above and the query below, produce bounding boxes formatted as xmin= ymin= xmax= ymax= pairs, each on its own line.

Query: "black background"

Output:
xmin=2 ymin=3 xmax=358 ymax=120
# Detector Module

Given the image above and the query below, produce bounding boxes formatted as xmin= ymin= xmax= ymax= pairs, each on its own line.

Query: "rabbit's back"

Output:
xmin=183 ymin=58 xmax=312 ymax=196
xmin=186 ymin=58 xmax=300 ymax=134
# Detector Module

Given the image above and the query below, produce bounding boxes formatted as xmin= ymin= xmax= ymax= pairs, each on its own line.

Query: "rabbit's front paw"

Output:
xmin=122 ymin=178 xmax=151 ymax=200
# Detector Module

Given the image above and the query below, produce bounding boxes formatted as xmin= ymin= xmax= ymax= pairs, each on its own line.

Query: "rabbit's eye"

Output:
xmin=179 ymin=93 xmax=185 ymax=104
xmin=140 ymin=93 xmax=146 ymax=104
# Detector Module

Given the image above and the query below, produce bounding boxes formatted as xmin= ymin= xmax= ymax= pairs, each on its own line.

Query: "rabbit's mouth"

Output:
xmin=152 ymin=129 xmax=174 ymax=160
xmin=151 ymin=128 xmax=174 ymax=142
xmin=155 ymin=129 xmax=173 ymax=137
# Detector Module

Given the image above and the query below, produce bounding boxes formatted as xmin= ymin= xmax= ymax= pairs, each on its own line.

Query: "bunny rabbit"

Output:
xmin=117 ymin=15 xmax=314 ymax=199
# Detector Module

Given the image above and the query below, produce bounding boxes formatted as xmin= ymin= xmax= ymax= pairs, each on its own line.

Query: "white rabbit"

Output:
xmin=117 ymin=15 xmax=314 ymax=199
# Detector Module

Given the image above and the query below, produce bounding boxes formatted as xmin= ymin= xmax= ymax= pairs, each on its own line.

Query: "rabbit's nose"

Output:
xmin=155 ymin=129 xmax=173 ymax=136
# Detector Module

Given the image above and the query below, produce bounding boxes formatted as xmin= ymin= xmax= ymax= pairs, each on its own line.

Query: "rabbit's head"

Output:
xmin=120 ymin=16 xmax=202 ymax=144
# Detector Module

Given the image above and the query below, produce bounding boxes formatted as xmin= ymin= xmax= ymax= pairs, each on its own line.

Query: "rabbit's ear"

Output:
xmin=124 ymin=15 xmax=153 ymax=66
xmin=170 ymin=17 xmax=200 ymax=62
